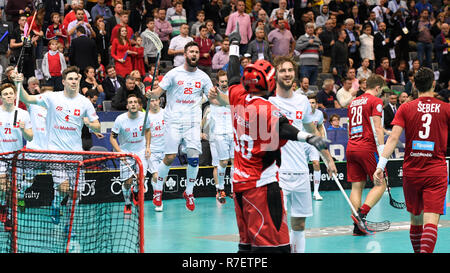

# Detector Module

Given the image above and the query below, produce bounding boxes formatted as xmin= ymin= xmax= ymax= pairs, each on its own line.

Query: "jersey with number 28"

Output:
xmin=391 ymin=97 xmax=450 ymax=177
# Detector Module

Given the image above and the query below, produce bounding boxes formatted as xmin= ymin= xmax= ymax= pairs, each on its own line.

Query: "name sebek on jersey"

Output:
xmin=391 ymin=97 xmax=450 ymax=177
xmin=347 ymin=93 xmax=383 ymax=152
xmin=229 ymin=84 xmax=287 ymax=193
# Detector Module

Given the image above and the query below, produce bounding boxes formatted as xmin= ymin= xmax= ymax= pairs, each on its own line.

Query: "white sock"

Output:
xmin=185 ymin=163 xmax=198 ymax=195
xmin=313 ymin=170 xmax=321 ymax=194
xmin=290 ymin=230 xmax=306 ymax=253
xmin=229 ymin=165 xmax=234 ymax=193
xmin=217 ymin=165 xmax=226 ymax=190
xmin=122 ymin=184 xmax=131 ymax=205
xmin=156 ymin=162 xmax=171 ymax=191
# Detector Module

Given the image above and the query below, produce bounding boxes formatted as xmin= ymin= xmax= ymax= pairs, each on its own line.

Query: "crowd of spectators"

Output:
xmin=0 ymin=0 xmax=448 ymax=113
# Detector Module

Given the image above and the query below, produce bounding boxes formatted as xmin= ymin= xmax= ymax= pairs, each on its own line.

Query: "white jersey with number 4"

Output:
xmin=0 ymin=108 xmax=32 ymax=152
xmin=158 ymin=66 xmax=213 ymax=124
xmin=269 ymin=92 xmax=314 ymax=174
xmin=35 ymin=92 xmax=99 ymax=151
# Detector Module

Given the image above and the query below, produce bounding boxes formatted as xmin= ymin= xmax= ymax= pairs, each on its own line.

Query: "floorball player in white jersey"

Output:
xmin=17 ymin=66 xmax=101 ymax=225
xmin=208 ymin=70 xmax=234 ymax=204
xmin=268 ymin=56 xmax=336 ymax=253
xmin=0 ymin=82 xmax=33 ymax=230
xmin=147 ymin=41 xmax=213 ymax=212
xmin=147 ymin=96 xmax=166 ymax=211
xmin=303 ymin=94 xmax=326 ymax=201
xmin=110 ymin=94 xmax=151 ymax=215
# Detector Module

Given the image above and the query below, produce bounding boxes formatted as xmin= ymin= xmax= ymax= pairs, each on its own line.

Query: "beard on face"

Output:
xmin=186 ymin=56 xmax=198 ymax=68
xmin=277 ymin=77 xmax=293 ymax=91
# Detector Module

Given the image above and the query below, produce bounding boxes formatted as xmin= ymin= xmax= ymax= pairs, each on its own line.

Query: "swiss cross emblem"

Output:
xmin=296 ymin=111 xmax=303 ymax=119
xmin=139 ymin=126 xmax=143 ymax=131
xmin=74 ymin=109 xmax=80 ymax=116
xmin=195 ymin=82 xmax=201 ymax=88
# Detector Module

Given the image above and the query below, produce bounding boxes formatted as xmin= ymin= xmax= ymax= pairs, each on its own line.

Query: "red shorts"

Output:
xmin=346 ymin=150 xmax=378 ymax=183
xmin=403 ymin=176 xmax=448 ymax=215
xmin=233 ymin=182 xmax=290 ymax=253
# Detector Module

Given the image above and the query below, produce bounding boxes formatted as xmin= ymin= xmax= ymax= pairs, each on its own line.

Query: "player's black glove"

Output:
xmin=306 ymin=135 xmax=331 ymax=151
xmin=229 ymin=22 xmax=241 ymax=45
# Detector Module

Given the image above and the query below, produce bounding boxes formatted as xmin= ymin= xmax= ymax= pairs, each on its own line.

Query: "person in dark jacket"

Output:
xmin=112 ymin=74 xmax=146 ymax=111
xmin=69 ymin=26 xmax=98 ymax=74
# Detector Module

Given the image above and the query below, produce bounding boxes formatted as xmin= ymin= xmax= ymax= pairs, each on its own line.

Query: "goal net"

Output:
xmin=0 ymin=148 xmax=145 ymax=253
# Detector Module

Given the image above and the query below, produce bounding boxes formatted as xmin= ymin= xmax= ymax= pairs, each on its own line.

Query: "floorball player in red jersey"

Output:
xmin=374 ymin=67 xmax=450 ymax=253
xmin=209 ymin=22 xmax=334 ymax=253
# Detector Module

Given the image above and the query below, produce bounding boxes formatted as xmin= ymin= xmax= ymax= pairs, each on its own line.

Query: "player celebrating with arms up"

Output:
xmin=374 ymin=67 xmax=450 ymax=253
xmin=346 ymin=74 xmax=387 ymax=235
xmin=147 ymin=41 xmax=213 ymax=211
xmin=209 ymin=22 xmax=332 ymax=253
xmin=110 ymin=94 xmax=151 ymax=215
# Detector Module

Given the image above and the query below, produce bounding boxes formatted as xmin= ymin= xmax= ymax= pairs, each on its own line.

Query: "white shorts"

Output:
xmin=283 ymin=188 xmax=313 ymax=218
xmin=120 ymin=152 xmax=148 ymax=181
xmin=303 ymin=143 xmax=320 ymax=162
xmin=279 ymin=172 xmax=310 ymax=193
xmin=164 ymin=121 xmax=202 ymax=155
xmin=209 ymin=141 xmax=219 ymax=167
xmin=212 ymin=134 xmax=234 ymax=161
xmin=148 ymin=151 xmax=164 ymax=174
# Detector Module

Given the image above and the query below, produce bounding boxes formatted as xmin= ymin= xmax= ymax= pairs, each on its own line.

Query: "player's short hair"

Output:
xmin=307 ymin=94 xmax=317 ymax=101
xmin=62 ymin=66 xmax=80 ymax=80
xmin=145 ymin=16 xmax=154 ymax=25
xmin=414 ymin=67 xmax=434 ymax=93
xmin=199 ymin=24 xmax=207 ymax=32
xmin=0 ymin=83 xmax=15 ymax=95
xmin=184 ymin=41 xmax=199 ymax=52
xmin=216 ymin=70 xmax=227 ymax=80
xmin=127 ymin=94 xmax=138 ymax=101
xmin=273 ymin=56 xmax=298 ymax=78
xmin=366 ymin=74 xmax=385 ymax=90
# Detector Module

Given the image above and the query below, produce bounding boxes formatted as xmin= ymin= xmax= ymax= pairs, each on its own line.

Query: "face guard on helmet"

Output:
xmin=241 ymin=60 xmax=276 ymax=94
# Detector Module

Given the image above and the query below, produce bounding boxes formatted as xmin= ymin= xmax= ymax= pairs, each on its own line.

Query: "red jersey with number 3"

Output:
xmin=391 ymin=97 xmax=450 ymax=177
xmin=229 ymin=84 xmax=287 ymax=193
xmin=347 ymin=93 xmax=384 ymax=153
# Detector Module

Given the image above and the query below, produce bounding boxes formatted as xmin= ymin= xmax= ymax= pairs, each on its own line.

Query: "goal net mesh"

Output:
xmin=0 ymin=148 xmax=145 ymax=253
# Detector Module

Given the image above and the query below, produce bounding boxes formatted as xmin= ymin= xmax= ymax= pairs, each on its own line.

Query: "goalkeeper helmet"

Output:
xmin=241 ymin=60 xmax=276 ymax=94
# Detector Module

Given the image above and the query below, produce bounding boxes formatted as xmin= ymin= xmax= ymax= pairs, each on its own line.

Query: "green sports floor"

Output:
xmin=144 ymin=186 xmax=450 ymax=253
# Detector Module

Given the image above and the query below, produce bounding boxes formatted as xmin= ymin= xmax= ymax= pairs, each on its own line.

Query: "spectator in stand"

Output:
xmin=357 ymin=58 xmax=373 ymax=81
xmin=205 ymin=19 xmax=223 ymax=44
xmin=110 ymin=10 xmax=134 ymax=44
xmin=336 ymin=77 xmax=357 ymax=108
xmin=317 ymin=78 xmax=341 ymax=109
xmin=316 ymin=4 xmax=330 ymax=28
xmin=212 ymin=37 xmax=230 ymax=71
xmin=373 ymin=22 xmax=393 ymax=68
xmin=319 ymin=19 xmax=337 ymax=73
xmin=26 ymin=8 xmax=45 ymax=59
xmin=204 ymin=0 xmax=223 ymax=31
xmin=376 ymin=57 xmax=398 ymax=85
xmin=388 ymin=0 xmax=408 ymax=14
xmin=111 ymin=26 xmax=137 ymax=78
xmin=42 ymin=39 xmax=66 ymax=91
xmin=90 ymin=0 xmax=113 ymax=21
xmin=372 ymin=0 xmax=391 ymax=24
xmin=347 ymin=67 xmax=359 ymax=91
xmin=93 ymin=15 xmax=111 ymax=67
xmin=394 ymin=59 xmax=409 ymax=85
xmin=411 ymin=9 xmax=434 ymax=68
xmin=331 ymin=29 xmax=349 ymax=84
xmin=383 ymin=92 xmax=398 ymax=131
xmin=356 ymin=78 xmax=367 ymax=96
xmin=167 ymin=1 xmax=187 ymax=38
xmin=327 ymin=114 xmax=345 ymax=130
xmin=295 ymin=76 xmax=315 ymax=96
xmin=268 ymin=18 xmax=295 ymax=59
xmin=225 ymin=0 xmax=252 ymax=53
xmin=269 ymin=0 xmax=295 ymax=28
xmin=359 ymin=24 xmax=375 ymax=70
xmin=434 ymin=23 xmax=449 ymax=85
xmin=105 ymin=1 xmax=123 ymax=33
xmin=130 ymin=70 xmax=145 ymax=95
xmin=132 ymin=35 xmax=146 ymax=77
xmin=168 ymin=23 xmax=193 ymax=67
xmin=112 ymin=75 xmax=146 ymax=111
xmin=67 ymin=8 xmax=95 ymax=42
xmin=102 ymin=65 xmax=125 ymax=100
xmin=69 ymin=26 xmax=98 ymax=75
xmin=246 ymin=27 xmax=271 ymax=63
xmin=248 ymin=1 xmax=262 ymax=24
xmin=63 ymin=0 xmax=89 ymax=33
xmin=367 ymin=11 xmax=379 ymax=34
xmin=344 ymin=18 xmax=361 ymax=68
xmin=4 ymin=0 xmax=32 ymax=23
xmin=194 ymin=25 xmax=214 ymax=76
xmin=155 ymin=8 xmax=173 ymax=61
xmin=398 ymin=91 xmax=409 ymax=104
xmin=45 ymin=12 xmax=67 ymax=49
xmin=141 ymin=17 xmax=160 ymax=70
xmin=296 ymin=22 xmax=322 ymax=86
xmin=414 ymin=0 xmax=433 ymax=14
xmin=190 ymin=10 xmax=206 ymax=37
xmin=81 ymin=66 xmax=105 ymax=101
xmin=251 ymin=8 xmax=270 ymax=34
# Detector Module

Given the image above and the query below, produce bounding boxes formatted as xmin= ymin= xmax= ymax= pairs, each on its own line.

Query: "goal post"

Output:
xmin=0 ymin=148 xmax=145 ymax=253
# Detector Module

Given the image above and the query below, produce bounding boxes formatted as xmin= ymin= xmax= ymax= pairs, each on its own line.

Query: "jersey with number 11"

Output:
xmin=392 ymin=97 xmax=450 ymax=177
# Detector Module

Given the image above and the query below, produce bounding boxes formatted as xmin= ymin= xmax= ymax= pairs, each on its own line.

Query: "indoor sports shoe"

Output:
xmin=124 ymin=204 xmax=132 ymax=215
xmin=313 ymin=192 xmax=323 ymax=201
xmin=153 ymin=190 xmax=162 ymax=207
xmin=154 ymin=203 xmax=163 ymax=212
xmin=351 ymin=213 xmax=374 ymax=235
xmin=4 ymin=215 xmax=12 ymax=232
xmin=183 ymin=191 xmax=195 ymax=211
xmin=217 ymin=190 xmax=226 ymax=204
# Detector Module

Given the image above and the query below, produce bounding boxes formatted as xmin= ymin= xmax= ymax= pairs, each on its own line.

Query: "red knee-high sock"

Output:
xmin=409 ymin=225 xmax=423 ymax=253
xmin=420 ymin=223 xmax=438 ymax=253
xmin=359 ymin=204 xmax=371 ymax=215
